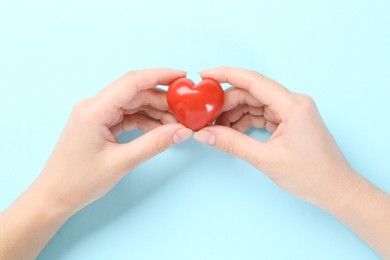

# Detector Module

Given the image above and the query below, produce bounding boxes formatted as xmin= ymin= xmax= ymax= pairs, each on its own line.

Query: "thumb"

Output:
xmin=193 ymin=125 xmax=266 ymax=168
xmin=117 ymin=123 xmax=192 ymax=167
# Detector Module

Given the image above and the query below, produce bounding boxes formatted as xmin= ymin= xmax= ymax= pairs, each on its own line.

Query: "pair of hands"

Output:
xmin=2 ymin=67 xmax=389 ymax=259
xmin=38 ymin=67 xmax=356 ymax=215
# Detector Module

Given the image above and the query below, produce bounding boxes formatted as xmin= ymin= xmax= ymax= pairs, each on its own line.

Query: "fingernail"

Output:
xmin=193 ymin=130 xmax=216 ymax=146
xmin=173 ymin=128 xmax=193 ymax=144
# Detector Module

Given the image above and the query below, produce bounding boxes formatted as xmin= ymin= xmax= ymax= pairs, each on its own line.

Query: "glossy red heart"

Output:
xmin=167 ymin=78 xmax=224 ymax=131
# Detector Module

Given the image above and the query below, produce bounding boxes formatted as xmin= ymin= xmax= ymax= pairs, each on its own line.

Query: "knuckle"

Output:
xmin=160 ymin=113 xmax=169 ymax=123
xmin=123 ymin=70 xmax=158 ymax=89
xmin=151 ymin=136 xmax=170 ymax=154
xmin=219 ymin=66 xmax=233 ymax=72
xmin=123 ymin=70 xmax=141 ymax=87
xmin=124 ymin=70 xmax=138 ymax=78
xmin=246 ymin=69 xmax=261 ymax=78
xmin=300 ymin=94 xmax=316 ymax=106
xmin=72 ymin=99 xmax=90 ymax=116
xmin=71 ymin=98 xmax=98 ymax=122
xmin=295 ymin=94 xmax=317 ymax=112
xmin=225 ymin=87 xmax=241 ymax=99
xmin=161 ymin=113 xmax=176 ymax=124
xmin=289 ymin=94 xmax=320 ymax=121
xmin=220 ymin=135 xmax=236 ymax=155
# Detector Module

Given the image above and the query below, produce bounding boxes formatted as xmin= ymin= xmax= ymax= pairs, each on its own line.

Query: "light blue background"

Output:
xmin=0 ymin=0 xmax=389 ymax=259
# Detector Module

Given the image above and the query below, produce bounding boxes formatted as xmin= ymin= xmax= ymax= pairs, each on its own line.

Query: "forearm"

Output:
xmin=320 ymin=171 xmax=390 ymax=258
xmin=0 ymin=180 xmax=73 ymax=260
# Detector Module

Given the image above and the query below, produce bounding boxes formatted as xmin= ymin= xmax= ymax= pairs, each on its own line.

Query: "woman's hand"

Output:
xmin=195 ymin=67 xmax=355 ymax=205
xmin=39 ymin=68 xmax=192 ymax=213
xmin=0 ymin=68 xmax=192 ymax=259
xmin=194 ymin=67 xmax=390 ymax=257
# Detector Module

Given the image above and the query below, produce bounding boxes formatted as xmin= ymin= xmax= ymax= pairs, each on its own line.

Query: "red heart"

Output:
xmin=167 ymin=78 xmax=224 ymax=131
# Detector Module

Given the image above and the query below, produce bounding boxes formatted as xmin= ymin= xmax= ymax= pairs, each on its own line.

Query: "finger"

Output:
xmin=96 ymin=68 xmax=186 ymax=108
xmin=193 ymin=125 xmax=267 ymax=169
xmin=115 ymin=124 xmax=193 ymax=169
xmin=124 ymin=109 xmax=139 ymax=115
xmin=263 ymin=106 xmax=280 ymax=124
xmin=141 ymin=105 xmax=178 ymax=124
xmin=123 ymin=88 xmax=168 ymax=111
xmin=229 ymin=113 xmax=279 ymax=133
xmin=265 ymin=121 xmax=278 ymax=133
xmin=110 ymin=113 xmax=162 ymax=137
xmin=230 ymin=114 xmax=266 ymax=132
xmin=222 ymin=87 xmax=263 ymax=112
xmin=200 ymin=67 xmax=292 ymax=110
xmin=216 ymin=104 xmax=264 ymax=126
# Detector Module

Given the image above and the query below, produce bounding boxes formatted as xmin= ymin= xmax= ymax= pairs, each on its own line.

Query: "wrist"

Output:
xmin=316 ymin=169 xmax=386 ymax=224
xmin=315 ymin=170 xmax=390 ymax=257
xmin=26 ymin=178 xmax=76 ymax=224
xmin=310 ymin=168 xmax=368 ymax=213
xmin=0 ymin=179 xmax=74 ymax=259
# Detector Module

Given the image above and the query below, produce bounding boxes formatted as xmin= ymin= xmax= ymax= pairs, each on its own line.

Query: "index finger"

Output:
xmin=200 ymin=67 xmax=292 ymax=107
xmin=96 ymin=68 xmax=186 ymax=108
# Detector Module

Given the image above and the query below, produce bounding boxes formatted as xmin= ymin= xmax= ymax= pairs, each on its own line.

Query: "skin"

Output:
xmin=0 ymin=68 xmax=193 ymax=259
xmin=194 ymin=67 xmax=390 ymax=258
xmin=0 ymin=67 xmax=389 ymax=258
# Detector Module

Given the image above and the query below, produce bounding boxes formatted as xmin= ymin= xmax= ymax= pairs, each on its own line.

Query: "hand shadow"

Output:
xmin=38 ymin=130 xmax=209 ymax=260
xmin=38 ymin=127 xmax=270 ymax=259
